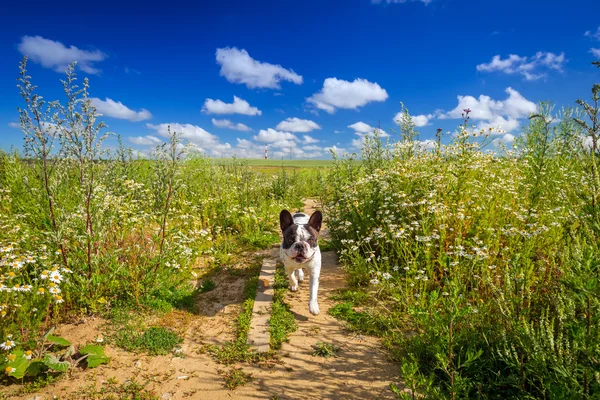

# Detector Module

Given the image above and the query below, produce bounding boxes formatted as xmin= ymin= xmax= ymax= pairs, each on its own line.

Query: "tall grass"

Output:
xmin=0 ymin=58 xmax=311 ymax=380
xmin=324 ymin=64 xmax=600 ymax=398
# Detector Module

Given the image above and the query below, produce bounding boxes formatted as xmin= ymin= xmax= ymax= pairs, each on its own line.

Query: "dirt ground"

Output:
xmin=2 ymin=200 xmax=402 ymax=400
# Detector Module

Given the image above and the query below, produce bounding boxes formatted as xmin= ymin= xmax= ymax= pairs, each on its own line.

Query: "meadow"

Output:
xmin=1 ymin=57 xmax=599 ymax=399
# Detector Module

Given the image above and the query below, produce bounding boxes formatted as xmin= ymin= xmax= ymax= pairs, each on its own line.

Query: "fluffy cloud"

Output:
xmin=91 ymin=98 xmax=152 ymax=122
xmin=8 ymin=122 xmax=20 ymax=128
xmin=202 ymin=96 xmax=261 ymax=116
xmin=302 ymin=135 xmax=320 ymax=144
xmin=275 ymin=117 xmax=321 ymax=132
xmin=591 ymin=48 xmax=600 ymax=58
xmin=253 ymin=128 xmax=298 ymax=144
xmin=146 ymin=123 xmax=222 ymax=151
xmin=440 ymin=87 xmax=536 ymax=133
xmin=585 ymin=27 xmax=600 ymax=41
xmin=324 ymin=145 xmax=349 ymax=157
xmin=418 ymin=140 xmax=437 ymax=150
xmin=132 ymin=122 xmax=330 ymax=160
xmin=249 ymin=128 xmax=326 ymax=158
xmin=393 ymin=112 xmax=434 ymax=127
xmin=351 ymin=128 xmax=390 ymax=149
xmin=129 ymin=135 xmax=162 ymax=146
xmin=492 ymin=133 xmax=516 ymax=147
xmin=348 ymin=121 xmax=388 ymax=136
xmin=476 ymin=52 xmax=566 ymax=81
xmin=211 ymin=118 xmax=252 ymax=131
xmin=216 ymin=47 xmax=303 ymax=89
xmin=18 ymin=36 xmax=106 ymax=74
xmin=307 ymin=78 xmax=388 ymax=113
xmin=139 ymin=123 xmax=326 ymax=159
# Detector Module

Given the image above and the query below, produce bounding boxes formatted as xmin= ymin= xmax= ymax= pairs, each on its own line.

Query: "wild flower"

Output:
xmin=1 ymin=340 xmax=15 ymax=350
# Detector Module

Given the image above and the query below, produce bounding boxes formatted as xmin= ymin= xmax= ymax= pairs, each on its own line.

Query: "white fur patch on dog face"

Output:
xmin=293 ymin=212 xmax=309 ymax=225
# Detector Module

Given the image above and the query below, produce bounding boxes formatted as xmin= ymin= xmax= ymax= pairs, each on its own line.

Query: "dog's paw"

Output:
xmin=297 ymin=269 xmax=305 ymax=282
xmin=309 ymin=301 xmax=320 ymax=315
xmin=290 ymin=284 xmax=298 ymax=292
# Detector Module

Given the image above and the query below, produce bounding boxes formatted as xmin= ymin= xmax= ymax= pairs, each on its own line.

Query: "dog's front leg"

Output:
xmin=308 ymin=267 xmax=320 ymax=315
xmin=286 ymin=266 xmax=299 ymax=292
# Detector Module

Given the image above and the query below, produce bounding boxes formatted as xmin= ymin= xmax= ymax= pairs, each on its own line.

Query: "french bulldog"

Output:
xmin=279 ymin=210 xmax=322 ymax=315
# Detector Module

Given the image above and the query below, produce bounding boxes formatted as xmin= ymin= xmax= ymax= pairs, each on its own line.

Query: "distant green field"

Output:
xmin=211 ymin=158 xmax=336 ymax=168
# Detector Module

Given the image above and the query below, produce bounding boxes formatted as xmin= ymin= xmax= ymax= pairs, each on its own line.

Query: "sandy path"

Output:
xmin=230 ymin=200 xmax=400 ymax=399
xmin=5 ymin=199 xmax=401 ymax=400
xmin=234 ymin=249 xmax=401 ymax=400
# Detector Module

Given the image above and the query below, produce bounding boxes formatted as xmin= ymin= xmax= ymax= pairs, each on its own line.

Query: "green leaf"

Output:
xmin=6 ymin=351 xmax=29 ymax=379
xmin=42 ymin=354 xmax=70 ymax=372
xmin=79 ymin=345 xmax=104 ymax=356
xmin=63 ymin=345 xmax=76 ymax=359
xmin=86 ymin=354 xmax=109 ymax=368
xmin=26 ymin=360 xmax=46 ymax=377
xmin=46 ymin=335 xmax=71 ymax=347
xmin=43 ymin=327 xmax=56 ymax=339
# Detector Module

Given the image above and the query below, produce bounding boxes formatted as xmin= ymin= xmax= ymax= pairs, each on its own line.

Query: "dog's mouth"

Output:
xmin=293 ymin=256 xmax=307 ymax=263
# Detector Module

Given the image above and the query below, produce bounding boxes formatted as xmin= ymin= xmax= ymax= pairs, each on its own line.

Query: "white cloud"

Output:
xmin=476 ymin=52 xmax=566 ymax=81
xmin=8 ymin=122 xmax=20 ymax=128
xmin=418 ymin=140 xmax=437 ymax=150
xmin=585 ymin=27 xmax=600 ymax=41
xmin=136 ymin=123 xmax=324 ymax=159
xmin=302 ymin=135 xmax=320 ymax=144
xmin=324 ymin=145 xmax=349 ymax=157
xmin=393 ymin=112 xmax=434 ymax=127
xmin=216 ymin=47 xmax=303 ymax=89
xmin=91 ymin=98 xmax=152 ymax=122
xmin=253 ymin=128 xmax=298 ymax=144
xmin=372 ymin=0 xmax=432 ymax=4
xmin=492 ymin=133 xmax=516 ymax=147
xmin=348 ymin=121 xmax=388 ymax=136
xmin=146 ymin=123 xmax=223 ymax=151
xmin=211 ymin=118 xmax=252 ymax=131
xmin=478 ymin=116 xmax=520 ymax=133
xmin=307 ymin=78 xmax=388 ymax=113
xmin=275 ymin=117 xmax=321 ymax=132
xmin=440 ymin=87 xmax=536 ymax=133
xmin=18 ymin=36 xmax=106 ymax=74
xmin=591 ymin=48 xmax=600 ymax=58
xmin=303 ymin=145 xmax=322 ymax=151
xmin=129 ymin=135 xmax=162 ymax=146
xmin=202 ymin=96 xmax=261 ymax=116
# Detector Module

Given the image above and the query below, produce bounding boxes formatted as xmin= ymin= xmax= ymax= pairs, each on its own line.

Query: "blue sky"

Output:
xmin=1 ymin=0 xmax=599 ymax=159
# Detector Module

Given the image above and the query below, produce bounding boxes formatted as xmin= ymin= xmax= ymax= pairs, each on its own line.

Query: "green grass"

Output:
xmin=269 ymin=264 xmax=297 ymax=350
xmin=114 ymin=326 xmax=182 ymax=356
xmin=324 ymin=97 xmax=600 ymax=398
xmin=219 ymin=367 xmax=254 ymax=390
xmin=73 ymin=377 xmax=159 ymax=400
xmin=312 ymin=342 xmax=340 ymax=358
xmin=211 ymin=158 xmax=336 ymax=168
xmin=204 ymin=261 xmax=263 ymax=365
xmin=240 ymin=231 xmax=280 ymax=250
xmin=198 ymin=279 xmax=216 ymax=293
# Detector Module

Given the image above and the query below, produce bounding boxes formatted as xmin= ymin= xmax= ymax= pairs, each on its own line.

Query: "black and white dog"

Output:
xmin=279 ymin=210 xmax=322 ymax=315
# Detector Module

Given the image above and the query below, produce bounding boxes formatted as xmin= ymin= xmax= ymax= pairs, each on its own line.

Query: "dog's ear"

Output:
xmin=280 ymin=210 xmax=294 ymax=233
xmin=308 ymin=211 xmax=322 ymax=233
